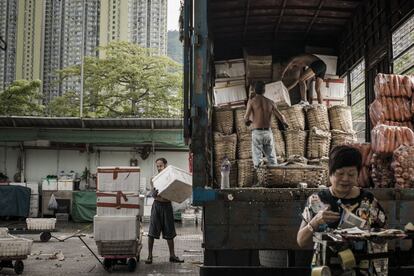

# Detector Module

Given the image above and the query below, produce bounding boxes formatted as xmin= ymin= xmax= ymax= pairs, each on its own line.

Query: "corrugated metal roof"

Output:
xmin=0 ymin=116 xmax=183 ymax=129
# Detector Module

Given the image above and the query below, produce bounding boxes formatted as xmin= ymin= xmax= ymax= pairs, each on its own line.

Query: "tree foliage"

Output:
xmin=0 ymin=79 xmax=43 ymax=116
xmin=56 ymin=41 xmax=183 ymax=118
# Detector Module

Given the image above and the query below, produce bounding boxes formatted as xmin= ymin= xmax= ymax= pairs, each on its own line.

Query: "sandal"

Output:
xmin=145 ymin=257 xmax=153 ymax=264
xmin=169 ymin=256 xmax=184 ymax=263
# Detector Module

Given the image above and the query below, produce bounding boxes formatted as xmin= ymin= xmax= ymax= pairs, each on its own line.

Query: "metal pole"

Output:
xmin=80 ymin=0 xmax=86 ymax=117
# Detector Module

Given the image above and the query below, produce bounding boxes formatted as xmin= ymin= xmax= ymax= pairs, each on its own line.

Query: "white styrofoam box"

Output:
xmin=94 ymin=216 xmax=139 ymax=241
xmin=96 ymin=192 xmax=141 ymax=216
xmin=213 ymin=78 xmax=247 ymax=106
xmin=145 ymin=197 xmax=154 ymax=206
xmin=57 ymin=179 xmax=73 ymax=191
xmin=29 ymin=207 xmax=39 ymax=218
xmin=215 ymin=59 xmax=245 ymax=78
xmin=97 ymin=167 xmax=140 ymax=192
xmin=264 ymin=81 xmax=291 ymax=108
xmin=181 ymin=213 xmax=196 ymax=226
xmin=139 ymin=177 xmax=147 ymax=194
xmin=26 ymin=218 xmax=56 ymax=230
xmin=0 ymin=235 xmax=33 ymax=257
xmin=29 ymin=194 xmax=39 ymax=218
xmin=42 ymin=178 xmax=58 ymax=191
xmin=0 ymin=228 xmax=8 ymax=238
xmin=314 ymin=54 xmax=338 ymax=76
xmin=10 ymin=182 xmax=39 ymax=195
xmin=311 ymin=78 xmax=346 ymax=99
xmin=152 ymin=166 xmax=192 ymax=203
xmin=138 ymin=195 xmax=145 ymax=217
xmin=30 ymin=194 xmax=39 ymax=206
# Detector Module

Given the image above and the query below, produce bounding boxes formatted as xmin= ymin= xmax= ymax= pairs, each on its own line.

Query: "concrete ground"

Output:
xmin=0 ymin=221 xmax=203 ymax=276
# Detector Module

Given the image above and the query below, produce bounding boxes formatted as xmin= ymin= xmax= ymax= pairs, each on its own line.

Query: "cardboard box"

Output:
xmin=97 ymin=167 xmax=140 ymax=192
xmin=215 ymin=59 xmax=245 ymax=78
xmin=214 ymin=78 xmax=247 ymax=106
xmin=264 ymin=81 xmax=291 ymax=108
xmin=152 ymin=166 xmax=192 ymax=203
xmin=96 ymin=192 xmax=142 ymax=216
xmin=94 ymin=216 xmax=139 ymax=241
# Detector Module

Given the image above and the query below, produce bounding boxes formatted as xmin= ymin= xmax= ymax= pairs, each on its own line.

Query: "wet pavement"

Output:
xmin=0 ymin=221 xmax=203 ymax=276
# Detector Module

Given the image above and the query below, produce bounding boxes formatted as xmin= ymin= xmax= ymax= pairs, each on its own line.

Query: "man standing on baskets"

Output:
xmin=244 ymin=81 xmax=289 ymax=168
xmin=145 ymin=157 xmax=184 ymax=264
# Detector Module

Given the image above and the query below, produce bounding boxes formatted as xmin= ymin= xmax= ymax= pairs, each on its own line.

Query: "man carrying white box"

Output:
xmin=145 ymin=158 xmax=184 ymax=264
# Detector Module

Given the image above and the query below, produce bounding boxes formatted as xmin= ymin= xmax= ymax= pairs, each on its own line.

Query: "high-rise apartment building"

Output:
xmin=101 ymin=0 xmax=167 ymax=56
xmin=60 ymin=0 xmax=100 ymax=95
xmin=0 ymin=0 xmax=18 ymax=91
xmin=1 ymin=0 xmax=168 ymax=100
xmin=15 ymin=0 xmax=44 ymax=83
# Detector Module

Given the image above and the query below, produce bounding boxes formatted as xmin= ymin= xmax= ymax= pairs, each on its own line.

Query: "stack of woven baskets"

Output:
xmin=282 ymin=105 xmax=307 ymax=158
xmin=235 ymin=107 xmax=255 ymax=187
xmin=213 ymin=109 xmax=238 ymax=188
xmin=328 ymin=105 xmax=357 ymax=148
xmin=305 ymin=104 xmax=331 ymax=160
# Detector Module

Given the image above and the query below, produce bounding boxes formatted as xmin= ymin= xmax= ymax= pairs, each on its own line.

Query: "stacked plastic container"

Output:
xmin=94 ymin=167 xmax=144 ymax=256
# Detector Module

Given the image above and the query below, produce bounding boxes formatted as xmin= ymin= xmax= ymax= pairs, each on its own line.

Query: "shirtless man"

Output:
xmin=281 ymin=54 xmax=327 ymax=104
xmin=244 ymin=81 xmax=289 ymax=168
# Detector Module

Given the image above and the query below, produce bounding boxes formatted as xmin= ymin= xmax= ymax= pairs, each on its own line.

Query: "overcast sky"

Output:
xmin=168 ymin=0 xmax=180 ymax=31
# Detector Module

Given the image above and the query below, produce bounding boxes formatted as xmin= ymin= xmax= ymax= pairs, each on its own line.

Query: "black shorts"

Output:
xmin=309 ymin=60 xmax=327 ymax=79
xmin=148 ymin=200 xmax=176 ymax=240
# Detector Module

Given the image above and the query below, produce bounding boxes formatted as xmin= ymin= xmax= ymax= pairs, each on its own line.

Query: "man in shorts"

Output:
xmin=145 ymin=157 xmax=184 ymax=264
xmin=281 ymin=54 xmax=327 ymax=104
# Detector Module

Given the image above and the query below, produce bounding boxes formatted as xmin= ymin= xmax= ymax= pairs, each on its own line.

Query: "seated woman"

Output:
xmin=297 ymin=145 xmax=387 ymax=275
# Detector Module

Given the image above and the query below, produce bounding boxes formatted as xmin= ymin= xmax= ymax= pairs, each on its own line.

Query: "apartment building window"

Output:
xmin=392 ymin=14 xmax=414 ymax=74
xmin=347 ymin=60 xmax=366 ymax=142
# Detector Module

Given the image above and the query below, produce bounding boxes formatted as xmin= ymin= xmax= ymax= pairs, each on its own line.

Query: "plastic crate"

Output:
xmin=0 ymin=235 xmax=33 ymax=257
xmin=26 ymin=218 xmax=56 ymax=230
xmin=96 ymin=240 xmax=138 ymax=256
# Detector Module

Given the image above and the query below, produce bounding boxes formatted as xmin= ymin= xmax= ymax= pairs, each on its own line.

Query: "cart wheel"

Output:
xmin=127 ymin=258 xmax=137 ymax=272
xmin=14 ymin=261 xmax=24 ymax=275
xmin=40 ymin=231 xmax=51 ymax=242
xmin=103 ymin=258 xmax=113 ymax=272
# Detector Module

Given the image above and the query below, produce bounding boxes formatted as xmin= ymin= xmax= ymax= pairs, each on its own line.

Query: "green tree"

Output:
xmin=46 ymin=91 xmax=80 ymax=117
xmin=56 ymin=41 xmax=183 ymax=118
xmin=0 ymin=79 xmax=44 ymax=116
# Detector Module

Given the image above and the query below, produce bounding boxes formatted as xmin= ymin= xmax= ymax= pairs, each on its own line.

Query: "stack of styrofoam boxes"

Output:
xmin=94 ymin=167 xmax=143 ymax=252
xmin=0 ymin=228 xmax=33 ymax=257
xmin=42 ymin=178 xmax=58 ymax=191
xmin=312 ymin=54 xmax=346 ymax=107
xmin=10 ymin=182 xmax=39 ymax=217
xmin=213 ymin=59 xmax=247 ymax=106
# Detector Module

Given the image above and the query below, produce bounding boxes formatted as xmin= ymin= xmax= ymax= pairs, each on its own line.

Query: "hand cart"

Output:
xmin=0 ymin=256 xmax=26 ymax=275
xmin=79 ymin=236 xmax=142 ymax=272
xmin=8 ymin=228 xmax=56 ymax=242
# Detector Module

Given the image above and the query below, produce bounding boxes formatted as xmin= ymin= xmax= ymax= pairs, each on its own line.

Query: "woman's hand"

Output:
xmin=310 ymin=206 xmax=340 ymax=228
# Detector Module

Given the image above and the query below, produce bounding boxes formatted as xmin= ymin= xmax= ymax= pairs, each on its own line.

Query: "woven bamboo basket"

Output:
xmin=331 ymin=130 xmax=357 ymax=149
xmin=238 ymin=132 xmax=252 ymax=159
xmin=286 ymin=155 xmax=308 ymax=164
xmin=308 ymin=157 xmax=329 ymax=186
xmin=235 ymin=107 xmax=252 ymax=134
xmin=280 ymin=105 xmax=305 ymax=130
xmin=213 ymin=108 xmax=234 ymax=135
xmin=329 ymin=105 xmax=353 ymax=132
xmin=214 ymin=160 xmax=238 ymax=188
xmin=273 ymin=128 xmax=286 ymax=158
xmin=305 ymin=104 xmax=330 ymax=131
xmin=307 ymin=127 xmax=331 ymax=159
xmin=284 ymin=130 xmax=307 ymax=157
xmin=238 ymin=159 xmax=255 ymax=187
xmin=213 ymin=132 xmax=237 ymax=161
xmin=257 ymin=163 xmax=325 ymax=188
